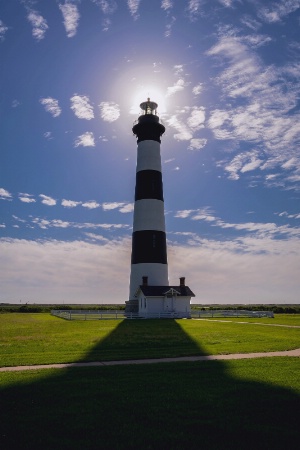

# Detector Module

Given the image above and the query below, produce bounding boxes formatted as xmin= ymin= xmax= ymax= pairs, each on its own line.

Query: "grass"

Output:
xmin=0 ymin=314 xmax=299 ymax=449
xmin=202 ymin=313 xmax=300 ymax=326
xmin=0 ymin=314 xmax=299 ymax=367
xmin=0 ymin=358 xmax=299 ymax=449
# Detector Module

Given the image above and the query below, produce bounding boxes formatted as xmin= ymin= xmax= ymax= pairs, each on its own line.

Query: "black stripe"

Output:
xmin=132 ymin=120 xmax=165 ymax=143
xmin=131 ymin=230 xmax=168 ymax=264
xmin=135 ymin=170 xmax=164 ymax=201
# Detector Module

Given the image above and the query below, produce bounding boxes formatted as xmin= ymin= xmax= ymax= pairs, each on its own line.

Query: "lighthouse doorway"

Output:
xmin=164 ymin=290 xmax=178 ymax=312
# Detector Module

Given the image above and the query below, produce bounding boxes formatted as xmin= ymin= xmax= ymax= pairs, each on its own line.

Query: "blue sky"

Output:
xmin=1 ymin=0 xmax=300 ymax=304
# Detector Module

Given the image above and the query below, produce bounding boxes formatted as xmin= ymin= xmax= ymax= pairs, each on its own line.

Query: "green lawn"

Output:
xmin=0 ymin=358 xmax=299 ymax=449
xmin=0 ymin=314 xmax=299 ymax=449
xmin=201 ymin=313 xmax=300 ymax=326
xmin=0 ymin=313 xmax=299 ymax=367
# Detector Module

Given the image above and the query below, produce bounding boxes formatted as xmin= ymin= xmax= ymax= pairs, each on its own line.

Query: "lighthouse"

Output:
xmin=125 ymin=98 xmax=195 ymax=317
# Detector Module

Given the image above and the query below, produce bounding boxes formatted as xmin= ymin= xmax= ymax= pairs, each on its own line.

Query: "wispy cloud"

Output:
xmin=175 ymin=206 xmax=300 ymax=241
xmin=59 ymin=2 xmax=80 ymax=37
xmin=90 ymin=1 xmax=117 ymax=30
xmin=167 ymin=115 xmax=193 ymax=141
xmin=101 ymin=17 xmax=111 ymax=31
xmin=186 ymin=0 xmax=201 ymax=21
xmin=30 ymin=217 xmax=129 ymax=230
xmin=27 ymin=9 xmax=48 ymax=40
xmin=282 ymin=158 xmax=298 ymax=170
xmin=85 ymin=232 xmax=109 ymax=243
xmin=277 ymin=211 xmax=300 ymax=220
xmin=99 ymin=102 xmax=120 ymax=122
xmin=218 ymin=0 xmax=234 ymax=7
xmin=102 ymin=202 xmax=134 ymax=213
xmin=39 ymin=194 xmax=56 ymax=206
xmin=187 ymin=107 xmax=205 ymax=130
xmin=70 ymin=94 xmax=94 ymax=120
xmin=74 ymin=132 xmax=95 ymax=148
xmin=0 ymin=188 xmax=12 ymax=200
xmin=127 ymin=0 xmax=141 ymax=19
xmin=166 ymin=79 xmax=186 ymax=97
xmin=192 ymin=83 xmax=203 ymax=95
xmin=92 ymin=0 xmax=117 ymax=14
xmin=0 ymin=20 xmax=9 ymax=41
xmin=119 ymin=203 xmax=134 ymax=213
xmin=32 ymin=218 xmax=70 ymax=229
xmin=174 ymin=209 xmax=196 ymax=219
xmin=82 ymin=201 xmax=100 ymax=209
xmin=61 ymin=199 xmax=81 ymax=208
xmin=188 ymin=138 xmax=207 ymax=150
xmin=161 ymin=0 xmax=173 ymax=11
xmin=166 ymin=106 xmax=207 ymax=147
xmin=161 ymin=0 xmax=175 ymax=36
xmin=43 ymin=131 xmax=53 ymax=140
xmin=240 ymin=15 xmax=261 ymax=31
xmin=258 ymin=0 xmax=300 ymax=23
xmin=224 ymin=151 xmax=263 ymax=180
xmin=102 ymin=202 xmax=126 ymax=211
xmin=240 ymin=34 xmax=272 ymax=48
xmin=206 ymin=36 xmax=300 ymax=186
xmin=164 ymin=16 xmax=176 ymax=38
xmin=19 ymin=193 xmax=36 ymax=203
xmin=40 ymin=97 xmax=62 ymax=117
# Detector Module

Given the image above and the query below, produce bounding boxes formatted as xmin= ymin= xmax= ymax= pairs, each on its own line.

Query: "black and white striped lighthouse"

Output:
xmin=128 ymin=98 xmax=169 ymax=305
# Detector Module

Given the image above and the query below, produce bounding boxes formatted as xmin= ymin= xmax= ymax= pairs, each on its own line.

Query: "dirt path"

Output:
xmin=1 ymin=348 xmax=299 ymax=372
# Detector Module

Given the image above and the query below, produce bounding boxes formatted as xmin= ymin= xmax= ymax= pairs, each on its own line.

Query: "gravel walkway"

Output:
xmin=1 ymin=348 xmax=299 ymax=372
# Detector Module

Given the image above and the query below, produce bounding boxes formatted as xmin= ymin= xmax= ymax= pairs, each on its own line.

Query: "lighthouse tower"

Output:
xmin=128 ymin=98 xmax=168 ymax=301
xmin=125 ymin=99 xmax=195 ymax=317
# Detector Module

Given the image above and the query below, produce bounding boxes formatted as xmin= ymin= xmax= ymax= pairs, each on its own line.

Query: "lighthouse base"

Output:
xmin=129 ymin=263 xmax=169 ymax=301
xmin=126 ymin=279 xmax=195 ymax=319
xmin=125 ymin=299 xmax=139 ymax=313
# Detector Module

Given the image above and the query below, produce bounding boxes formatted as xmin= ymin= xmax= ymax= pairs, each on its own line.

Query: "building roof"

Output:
xmin=137 ymin=285 xmax=195 ymax=297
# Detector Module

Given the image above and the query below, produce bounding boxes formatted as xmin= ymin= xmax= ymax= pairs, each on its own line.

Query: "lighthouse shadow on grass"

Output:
xmin=0 ymin=319 xmax=299 ymax=450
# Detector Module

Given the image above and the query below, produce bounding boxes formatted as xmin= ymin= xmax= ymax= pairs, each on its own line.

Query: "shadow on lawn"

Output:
xmin=0 ymin=319 xmax=299 ymax=450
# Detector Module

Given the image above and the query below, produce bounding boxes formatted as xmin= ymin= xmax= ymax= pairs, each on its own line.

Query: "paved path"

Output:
xmin=1 ymin=348 xmax=299 ymax=373
xmin=194 ymin=319 xmax=300 ymax=328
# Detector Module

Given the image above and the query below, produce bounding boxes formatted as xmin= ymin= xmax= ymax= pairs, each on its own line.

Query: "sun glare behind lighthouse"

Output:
xmin=130 ymin=86 xmax=167 ymax=115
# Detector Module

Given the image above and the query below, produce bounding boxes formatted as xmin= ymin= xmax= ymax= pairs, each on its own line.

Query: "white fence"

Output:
xmin=192 ymin=309 xmax=274 ymax=318
xmin=51 ymin=309 xmax=273 ymax=320
xmin=51 ymin=310 xmax=127 ymax=320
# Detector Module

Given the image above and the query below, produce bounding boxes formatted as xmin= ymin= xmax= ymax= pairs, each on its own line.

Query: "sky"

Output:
xmin=0 ymin=0 xmax=300 ymax=305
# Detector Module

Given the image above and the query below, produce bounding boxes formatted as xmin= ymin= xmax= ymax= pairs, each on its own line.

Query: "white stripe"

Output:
xmin=129 ymin=263 xmax=169 ymax=300
xmin=136 ymin=140 xmax=162 ymax=172
xmin=133 ymin=199 xmax=166 ymax=232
